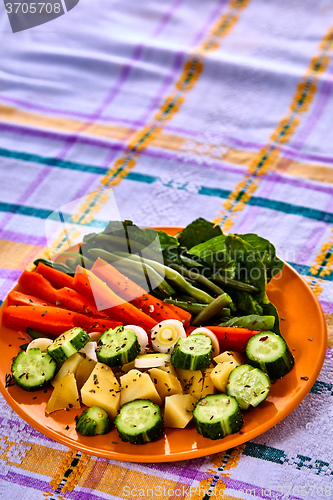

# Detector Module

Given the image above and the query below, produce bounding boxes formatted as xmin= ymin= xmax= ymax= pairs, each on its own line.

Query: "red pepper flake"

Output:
xmin=259 ymin=336 xmax=268 ymax=341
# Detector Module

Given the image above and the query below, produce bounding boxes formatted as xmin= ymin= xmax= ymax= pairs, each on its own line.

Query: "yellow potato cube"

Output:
xmin=155 ymin=362 xmax=178 ymax=377
xmin=81 ymin=362 xmax=120 ymax=419
xmin=75 ymin=357 xmax=97 ymax=391
xmin=200 ymin=367 xmax=216 ymax=398
xmin=120 ymin=369 xmax=162 ymax=406
xmin=213 ymin=350 xmax=245 ymax=365
xmin=164 ymin=394 xmax=197 ymax=428
xmin=46 ymin=372 xmax=80 ymax=414
xmin=51 ymin=352 xmax=84 ymax=387
xmin=176 ymin=368 xmax=203 ymax=400
xmin=210 ymin=361 xmax=238 ymax=393
xmin=148 ymin=367 xmax=183 ymax=401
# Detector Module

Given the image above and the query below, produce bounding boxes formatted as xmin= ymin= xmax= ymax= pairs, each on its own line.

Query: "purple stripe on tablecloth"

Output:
xmin=0 ymin=269 xmax=22 ymax=280
xmin=279 ymin=145 xmax=333 ymax=166
xmin=0 ymin=468 xmax=301 ymax=500
xmin=319 ymin=300 xmax=333 ymax=313
xmin=0 ymin=229 xmax=46 ymax=246
xmin=292 ymin=59 xmax=333 ymax=149
xmin=152 ymin=0 xmax=186 ymax=38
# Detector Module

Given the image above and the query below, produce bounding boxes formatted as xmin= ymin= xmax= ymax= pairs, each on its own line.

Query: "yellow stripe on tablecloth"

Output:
xmin=213 ymin=25 xmax=333 ymax=230
xmin=3 ymin=101 xmax=333 ymax=187
xmin=0 ymin=104 xmax=132 ymax=142
xmin=273 ymin=157 xmax=333 ymax=184
xmin=77 ymin=460 xmax=193 ymax=498
xmin=0 ymin=240 xmax=42 ymax=270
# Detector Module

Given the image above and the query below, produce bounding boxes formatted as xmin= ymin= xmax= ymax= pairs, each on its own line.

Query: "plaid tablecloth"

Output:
xmin=0 ymin=0 xmax=332 ymax=498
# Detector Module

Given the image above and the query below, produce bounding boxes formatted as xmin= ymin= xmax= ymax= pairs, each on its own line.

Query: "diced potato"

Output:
xmin=120 ymin=369 xmax=162 ymax=406
xmin=210 ymin=361 xmax=238 ymax=393
xmin=164 ymin=394 xmax=197 ymax=428
xmin=176 ymin=368 xmax=204 ymax=400
xmin=155 ymin=362 xmax=178 ymax=376
xmin=200 ymin=367 xmax=216 ymax=398
xmin=148 ymin=367 xmax=183 ymax=401
xmin=75 ymin=357 xmax=97 ymax=391
xmin=81 ymin=362 xmax=121 ymax=419
xmin=46 ymin=372 xmax=80 ymax=414
xmin=213 ymin=350 xmax=245 ymax=365
xmin=51 ymin=352 xmax=84 ymax=388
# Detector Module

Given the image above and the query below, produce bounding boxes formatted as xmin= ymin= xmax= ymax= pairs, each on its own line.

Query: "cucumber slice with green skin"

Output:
xmin=76 ymin=406 xmax=112 ymax=436
xmin=11 ymin=348 xmax=57 ymax=391
xmin=47 ymin=327 xmax=90 ymax=363
xmin=114 ymin=399 xmax=164 ymax=444
xmin=193 ymin=394 xmax=243 ymax=440
xmin=245 ymin=331 xmax=294 ymax=379
xmin=226 ymin=364 xmax=270 ymax=410
xmin=171 ymin=334 xmax=213 ymax=370
xmin=96 ymin=326 xmax=141 ymax=367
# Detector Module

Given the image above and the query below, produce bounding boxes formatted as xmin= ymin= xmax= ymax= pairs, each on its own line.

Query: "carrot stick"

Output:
xmin=2 ymin=305 xmax=122 ymax=338
xmin=187 ymin=325 xmax=260 ymax=352
xmin=91 ymin=257 xmax=191 ymax=326
xmin=18 ymin=270 xmax=107 ymax=317
xmin=35 ymin=262 xmax=75 ymax=289
xmin=73 ymin=265 xmax=157 ymax=331
xmin=7 ymin=290 xmax=53 ymax=308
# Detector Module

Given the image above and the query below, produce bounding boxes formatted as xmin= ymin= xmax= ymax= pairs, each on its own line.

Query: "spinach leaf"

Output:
xmin=237 ymin=233 xmax=284 ymax=282
xmin=178 ymin=217 xmax=222 ymax=249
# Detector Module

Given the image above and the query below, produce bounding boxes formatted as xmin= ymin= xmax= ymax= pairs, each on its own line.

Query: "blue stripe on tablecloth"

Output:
xmin=1 ymin=174 xmax=332 ymax=225
xmin=243 ymin=443 xmax=332 ymax=474
xmin=0 ymin=202 xmax=107 ymax=228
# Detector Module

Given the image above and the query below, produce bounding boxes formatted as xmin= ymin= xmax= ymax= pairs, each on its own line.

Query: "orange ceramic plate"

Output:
xmin=0 ymin=228 xmax=327 ymax=462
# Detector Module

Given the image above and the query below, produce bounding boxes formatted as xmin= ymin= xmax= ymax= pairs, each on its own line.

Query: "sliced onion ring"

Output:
xmin=26 ymin=338 xmax=53 ymax=352
xmin=125 ymin=325 xmax=149 ymax=354
xmin=151 ymin=319 xmax=186 ymax=354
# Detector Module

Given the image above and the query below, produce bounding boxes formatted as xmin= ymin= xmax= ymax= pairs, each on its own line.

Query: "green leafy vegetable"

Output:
xmin=178 ymin=217 xmax=222 ymax=249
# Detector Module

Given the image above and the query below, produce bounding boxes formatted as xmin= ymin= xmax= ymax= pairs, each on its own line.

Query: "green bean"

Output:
xmin=190 ymin=293 xmax=233 ymax=327
xmin=33 ymin=258 xmax=73 ymax=275
xmin=65 ymin=258 xmax=77 ymax=271
xmin=87 ymin=233 xmax=162 ymax=262
xmin=165 ymin=261 xmax=224 ymax=296
xmin=87 ymin=248 xmax=175 ymax=297
xmin=210 ymin=273 xmax=259 ymax=293
xmin=112 ymin=251 xmax=214 ymax=304
xmin=73 ymin=254 xmax=94 ymax=269
xmin=164 ymin=299 xmax=231 ymax=318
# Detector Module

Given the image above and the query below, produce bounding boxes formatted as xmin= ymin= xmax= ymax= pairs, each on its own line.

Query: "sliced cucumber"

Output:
xmin=76 ymin=406 xmax=112 ymax=436
xmin=150 ymin=319 xmax=186 ymax=354
xmin=171 ymin=334 xmax=213 ymax=370
xmin=135 ymin=353 xmax=171 ymax=369
xmin=114 ymin=399 xmax=164 ymax=444
xmin=47 ymin=327 xmax=90 ymax=363
xmin=11 ymin=348 xmax=57 ymax=391
xmin=226 ymin=364 xmax=270 ymax=410
xmin=192 ymin=394 xmax=243 ymax=440
xmin=96 ymin=326 xmax=140 ymax=367
xmin=245 ymin=331 xmax=294 ymax=379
